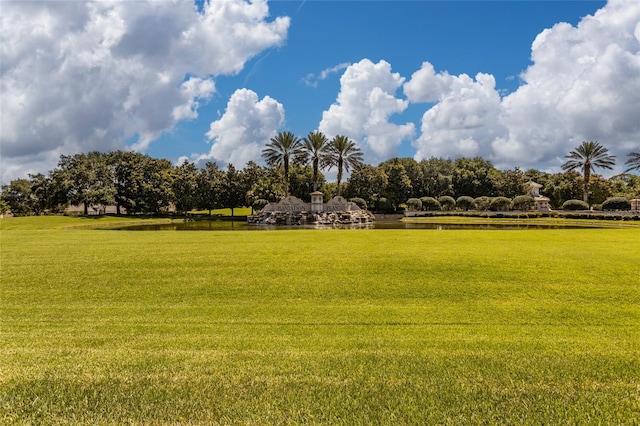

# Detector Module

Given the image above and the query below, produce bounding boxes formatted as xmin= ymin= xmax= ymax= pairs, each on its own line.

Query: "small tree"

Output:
xmin=349 ymin=197 xmax=367 ymax=210
xmin=562 ymin=199 xmax=589 ymax=210
xmin=438 ymin=196 xmax=456 ymax=211
xmin=512 ymin=195 xmax=535 ymax=211
xmin=375 ymin=197 xmax=394 ymax=213
xmin=456 ymin=196 xmax=474 ymax=211
xmin=473 ymin=196 xmax=492 ymax=211
xmin=601 ymin=197 xmax=631 ymax=211
xmin=489 ymin=196 xmax=512 ymax=211
xmin=420 ymin=196 xmax=441 ymax=211
xmin=406 ymin=198 xmax=423 ymax=211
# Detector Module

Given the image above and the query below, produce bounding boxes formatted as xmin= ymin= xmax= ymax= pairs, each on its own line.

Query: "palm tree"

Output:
xmin=327 ymin=135 xmax=364 ymax=196
xmin=561 ymin=140 xmax=615 ymax=203
xmin=301 ymin=131 xmax=330 ymax=191
xmin=262 ymin=131 xmax=303 ymax=196
xmin=625 ymin=152 xmax=640 ymax=173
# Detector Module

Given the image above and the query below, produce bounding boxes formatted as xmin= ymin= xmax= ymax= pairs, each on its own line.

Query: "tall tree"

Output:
xmin=561 ymin=141 xmax=616 ymax=203
xmin=172 ymin=160 xmax=199 ymax=214
xmin=262 ymin=131 xmax=303 ymax=196
xmin=221 ymin=164 xmax=245 ymax=217
xmin=344 ymin=164 xmax=388 ymax=209
xmin=327 ymin=135 xmax=363 ymax=196
xmin=452 ymin=157 xmax=497 ymax=198
xmin=419 ymin=157 xmax=455 ymax=197
xmin=380 ymin=160 xmax=412 ymax=207
xmin=1 ymin=179 xmax=36 ymax=216
xmin=625 ymin=152 xmax=640 ymax=173
xmin=196 ymin=161 xmax=225 ymax=215
xmin=379 ymin=158 xmax=423 ymax=198
xmin=301 ymin=131 xmax=330 ymax=191
xmin=57 ymin=152 xmax=116 ymax=214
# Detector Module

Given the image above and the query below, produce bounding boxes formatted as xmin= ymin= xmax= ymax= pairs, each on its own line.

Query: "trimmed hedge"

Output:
xmin=349 ymin=197 xmax=368 ymax=210
xmin=474 ymin=196 xmax=492 ymax=211
xmin=406 ymin=198 xmax=423 ymax=211
xmin=490 ymin=196 xmax=513 ymax=211
xmin=375 ymin=197 xmax=395 ymax=213
xmin=512 ymin=195 xmax=535 ymax=211
xmin=456 ymin=196 xmax=474 ymax=211
xmin=602 ymin=197 xmax=631 ymax=211
xmin=420 ymin=197 xmax=441 ymax=211
xmin=438 ymin=196 xmax=456 ymax=211
xmin=562 ymin=199 xmax=589 ymax=210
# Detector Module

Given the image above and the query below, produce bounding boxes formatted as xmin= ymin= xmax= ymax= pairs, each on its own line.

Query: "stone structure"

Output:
xmin=526 ymin=180 xmax=551 ymax=211
xmin=248 ymin=194 xmax=375 ymax=226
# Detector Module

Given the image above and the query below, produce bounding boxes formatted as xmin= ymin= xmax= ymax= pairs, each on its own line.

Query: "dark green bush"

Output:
xmin=512 ymin=195 xmax=535 ymax=211
xmin=489 ymin=197 xmax=512 ymax=211
xmin=473 ymin=196 xmax=492 ymax=211
xmin=375 ymin=197 xmax=394 ymax=213
xmin=252 ymin=199 xmax=270 ymax=212
xmin=420 ymin=197 xmax=441 ymax=211
xmin=562 ymin=199 xmax=589 ymax=210
xmin=438 ymin=196 xmax=456 ymax=211
xmin=601 ymin=197 xmax=631 ymax=211
xmin=456 ymin=196 xmax=474 ymax=211
xmin=406 ymin=198 xmax=423 ymax=211
xmin=349 ymin=197 xmax=367 ymax=210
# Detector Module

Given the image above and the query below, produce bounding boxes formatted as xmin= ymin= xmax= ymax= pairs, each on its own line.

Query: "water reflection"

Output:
xmin=106 ymin=220 xmax=600 ymax=231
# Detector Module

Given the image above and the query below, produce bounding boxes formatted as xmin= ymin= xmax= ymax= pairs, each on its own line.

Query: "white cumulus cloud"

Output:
xmin=319 ymin=59 xmax=415 ymax=163
xmin=0 ymin=0 xmax=289 ymax=183
xmin=196 ymin=89 xmax=285 ymax=167
xmin=405 ymin=63 xmax=505 ymax=160
xmin=407 ymin=0 xmax=640 ymax=173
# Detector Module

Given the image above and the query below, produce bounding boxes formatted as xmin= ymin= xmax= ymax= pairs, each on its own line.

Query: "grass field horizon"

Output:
xmin=1 ymin=216 xmax=639 ymax=424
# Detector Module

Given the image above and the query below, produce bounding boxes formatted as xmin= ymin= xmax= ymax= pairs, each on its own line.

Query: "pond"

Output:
xmin=105 ymin=220 xmax=602 ymax=231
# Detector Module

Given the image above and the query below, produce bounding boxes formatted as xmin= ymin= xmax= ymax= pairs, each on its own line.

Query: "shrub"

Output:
xmin=490 ymin=197 xmax=512 ymax=211
xmin=375 ymin=197 xmax=395 ymax=213
xmin=601 ymin=197 xmax=631 ymax=211
xmin=473 ymin=196 xmax=492 ymax=211
xmin=456 ymin=196 xmax=474 ymax=211
xmin=349 ymin=197 xmax=367 ymax=210
xmin=438 ymin=196 xmax=456 ymax=211
xmin=512 ymin=195 xmax=535 ymax=211
xmin=420 ymin=197 xmax=441 ymax=211
xmin=562 ymin=199 xmax=589 ymax=210
xmin=406 ymin=198 xmax=423 ymax=211
xmin=252 ymin=199 xmax=270 ymax=212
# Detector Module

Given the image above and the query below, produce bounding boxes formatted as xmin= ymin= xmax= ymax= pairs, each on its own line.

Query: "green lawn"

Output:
xmin=1 ymin=217 xmax=639 ymax=424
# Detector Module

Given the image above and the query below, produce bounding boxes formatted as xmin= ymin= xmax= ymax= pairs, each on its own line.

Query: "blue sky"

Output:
xmin=2 ymin=0 xmax=639 ymax=184
xmin=150 ymin=0 xmax=607 ymax=161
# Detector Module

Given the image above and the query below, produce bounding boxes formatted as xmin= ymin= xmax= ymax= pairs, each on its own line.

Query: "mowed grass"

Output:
xmin=1 ymin=217 xmax=639 ymax=424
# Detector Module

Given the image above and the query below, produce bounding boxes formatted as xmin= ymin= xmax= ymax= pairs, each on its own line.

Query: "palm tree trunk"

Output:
xmin=583 ymin=165 xmax=591 ymax=203
xmin=337 ymin=159 xmax=344 ymax=196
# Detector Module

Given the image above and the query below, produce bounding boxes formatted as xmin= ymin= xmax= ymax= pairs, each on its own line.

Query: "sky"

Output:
xmin=2 ymin=0 xmax=639 ymax=185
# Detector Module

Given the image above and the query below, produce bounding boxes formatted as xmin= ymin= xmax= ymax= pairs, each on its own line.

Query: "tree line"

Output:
xmin=1 ymin=134 xmax=639 ymax=216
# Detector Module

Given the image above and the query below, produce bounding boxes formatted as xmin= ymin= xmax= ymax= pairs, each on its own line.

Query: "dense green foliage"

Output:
xmin=348 ymin=197 xmax=367 ymax=210
xmin=405 ymin=197 xmax=422 ymax=211
xmin=489 ymin=196 xmax=513 ymax=211
xmin=1 ymin=217 xmax=638 ymax=424
xmin=563 ymin=199 xmax=590 ymax=210
xmin=512 ymin=194 xmax=535 ymax=210
xmin=455 ymin=196 xmax=475 ymax=211
xmin=3 ymin=142 xmax=640 ymax=217
xmin=420 ymin=196 xmax=441 ymax=211
xmin=601 ymin=197 xmax=631 ymax=211
xmin=438 ymin=195 xmax=456 ymax=211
